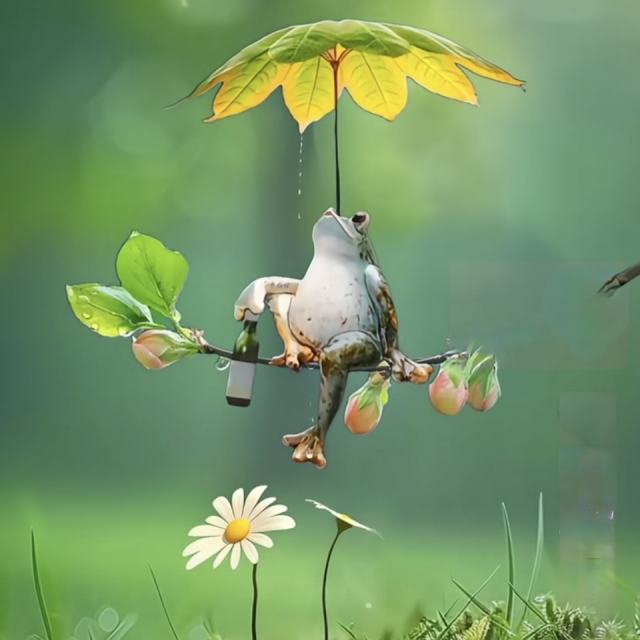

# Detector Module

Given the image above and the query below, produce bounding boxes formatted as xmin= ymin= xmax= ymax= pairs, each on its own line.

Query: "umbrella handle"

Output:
xmin=332 ymin=60 xmax=341 ymax=215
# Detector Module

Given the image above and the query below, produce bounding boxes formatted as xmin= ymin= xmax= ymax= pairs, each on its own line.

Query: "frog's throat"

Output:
xmin=326 ymin=208 xmax=359 ymax=242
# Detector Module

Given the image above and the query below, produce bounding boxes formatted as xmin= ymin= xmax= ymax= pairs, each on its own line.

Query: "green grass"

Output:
xmin=19 ymin=495 xmax=638 ymax=640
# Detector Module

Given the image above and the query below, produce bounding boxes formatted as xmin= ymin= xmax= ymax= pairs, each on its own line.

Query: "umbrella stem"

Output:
xmin=332 ymin=64 xmax=340 ymax=215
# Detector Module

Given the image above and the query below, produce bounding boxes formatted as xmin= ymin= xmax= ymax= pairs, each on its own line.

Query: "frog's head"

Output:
xmin=312 ymin=208 xmax=375 ymax=263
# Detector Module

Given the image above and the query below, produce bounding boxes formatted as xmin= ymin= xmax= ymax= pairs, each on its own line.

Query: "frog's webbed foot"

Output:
xmin=390 ymin=349 xmax=433 ymax=384
xmin=282 ymin=426 xmax=326 ymax=469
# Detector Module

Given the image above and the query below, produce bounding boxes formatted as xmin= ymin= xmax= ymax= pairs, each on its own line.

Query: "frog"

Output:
xmin=233 ymin=208 xmax=432 ymax=469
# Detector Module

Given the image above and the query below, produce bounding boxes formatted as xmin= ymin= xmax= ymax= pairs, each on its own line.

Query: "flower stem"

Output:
xmin=251 ymin=562 xmax=259 ymax=640
xmin=322 ymin=529 xmax=343 ymax=640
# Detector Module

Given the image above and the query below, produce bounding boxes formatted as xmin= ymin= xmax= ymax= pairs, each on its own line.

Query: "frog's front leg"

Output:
xmin=282 ymin=331 xmax=381 ymax=469
xmin=234 ymin=277 xmax=300 ymax=321
xmin=267 ymin=294 xmax=316 ymax=371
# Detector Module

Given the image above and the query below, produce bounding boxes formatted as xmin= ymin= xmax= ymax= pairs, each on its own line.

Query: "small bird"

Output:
xmin=599 ymin=262 xmax=640 ymax=296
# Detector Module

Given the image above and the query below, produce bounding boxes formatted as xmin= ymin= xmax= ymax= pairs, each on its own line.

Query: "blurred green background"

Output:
xmin=2 ymin=1 xmax=639 ymax=638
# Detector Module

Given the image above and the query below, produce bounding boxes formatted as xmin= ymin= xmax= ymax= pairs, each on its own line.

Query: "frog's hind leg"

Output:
xmin=267 ymin=294 xmax=316 ymax=371
xmin=282 ymin=331 xmax=381 ymax=469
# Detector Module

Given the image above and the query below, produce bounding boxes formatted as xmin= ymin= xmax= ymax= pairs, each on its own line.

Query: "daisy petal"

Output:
xmin=306 ymin=499 xmax=337 ymax=518
xmin=212 ymin=544 xmax=232 ymax=569
xmin=188 ymin=525 xmax=222 ymax=538
xmin=186 ymin=551 xmax=210 ymax=571
xmin=242 ymin=485 xmax=268 ymax=518
xmin=230 ymin=543 xmax=242 ymax=570
xmin=213 ymin=496 xmax=234 ymax=523
xmin=248 ymin=533 xmax=273 ymax=548
xmin=184 ymin=539 xmax=226 ymax=569
xmin=183 ymin=536 xmax=223 ymax=557
xmin=252 ymin=514 xmax=296 ymax=533
xmin=250 ymin=504 xmax=288 ymax=528
xmin=306 ymin=498 xmax=378 ymax=535
xmin=241 ymin=539 xmax=259 ymax=564
xmin=205 ymin=515 xmax=228 ymax=529
xmin=231 ymin=488 xmax=245 ymax=519
xmin=248 ymin=496 xmax=277 ymax=520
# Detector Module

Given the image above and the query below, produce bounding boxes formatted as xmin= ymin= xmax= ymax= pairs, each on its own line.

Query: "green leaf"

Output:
xmin=269 ymin=21 xmax=341 ymax=63
xmin=269 ymin=20 xmax=410 ymax=63
xmin=116 ymin=232 xmax=189 ymax=319
xmin=189 ymin=27 xmax=290 ymax=97
xmin=66 ymin=284 xmax=156 ymax=337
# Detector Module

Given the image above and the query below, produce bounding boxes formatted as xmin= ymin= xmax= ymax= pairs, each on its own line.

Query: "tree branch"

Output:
xmin=197 ymin=340 xmax=466 ymax=373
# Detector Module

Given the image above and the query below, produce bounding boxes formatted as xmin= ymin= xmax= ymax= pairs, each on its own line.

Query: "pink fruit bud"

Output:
xmin=467 ymin=355 xmax=501 ymax=412
xmin=344 ymin=373 xmax=390 ymax=435
xmin=132 ymin=330 xmax=197 ymax=370
xmin=428 ymin=362 xmax=468 ymax=416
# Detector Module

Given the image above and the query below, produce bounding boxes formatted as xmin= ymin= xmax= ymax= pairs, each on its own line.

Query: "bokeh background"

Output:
xmin=1 ymin=1 xmax=639 ymax=638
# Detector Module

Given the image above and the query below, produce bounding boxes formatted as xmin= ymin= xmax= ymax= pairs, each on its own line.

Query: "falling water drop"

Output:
xmin=215 ymin=356 xmax=231 ymax=371
xmin=296 ymin=134 xmax=304 ymax=220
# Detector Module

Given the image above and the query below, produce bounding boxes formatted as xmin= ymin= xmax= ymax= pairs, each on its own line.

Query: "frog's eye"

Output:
xmin=351 ymin=212 xmax=370 ymax=233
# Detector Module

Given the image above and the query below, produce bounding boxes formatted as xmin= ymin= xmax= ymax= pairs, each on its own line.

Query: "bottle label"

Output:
xmin=225 ymin=361 xmax=257 ymax=407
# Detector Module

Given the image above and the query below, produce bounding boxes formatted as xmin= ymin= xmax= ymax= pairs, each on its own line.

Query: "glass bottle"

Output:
xmin=225 ymin=312 xmax=259 ymax=407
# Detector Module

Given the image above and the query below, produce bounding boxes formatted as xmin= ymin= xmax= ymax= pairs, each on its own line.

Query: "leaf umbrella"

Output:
xmin=186 ymin=19 xmax=524 ymax=212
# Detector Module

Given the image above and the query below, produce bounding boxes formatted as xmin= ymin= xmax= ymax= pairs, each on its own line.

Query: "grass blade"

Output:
xmin=442 ymin=599 xmax=459 ymax=620
xmin=149 ymin=566 xmax=181 ymax=640
xmin=436 ymin=567 xmax=500 ymax=640
xmin=502 ymin=503 xmax=515 ymax=627
xmin=451 ymin=579 xmax=492 ymax=616
xmin=526 ymin=494 xmax=544 ymax=601
xmin=338 ymin=622 xmax=359 ymax=639
xmin=517 ymin=493 xmax=544 ymax=630
xmin=509 ymin=583 xmax=546 ymax=625
xmin=452 ymin=578 xmax=514 ymax=637
xmin=521 ymin=623 xmax=553 ymax=640
xmin=31 ymin=530 xmax=54 ymax=640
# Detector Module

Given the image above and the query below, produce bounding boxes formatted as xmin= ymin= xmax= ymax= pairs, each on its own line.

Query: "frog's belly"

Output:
xmin=288 ymin=272 xmax=378 ymax=349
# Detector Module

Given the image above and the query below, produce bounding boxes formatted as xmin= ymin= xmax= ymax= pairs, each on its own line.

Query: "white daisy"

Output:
xmin=184 ymin=486 xmax=295 ymax=570
xmin=306 ymin=499 xmax=378 ymax=535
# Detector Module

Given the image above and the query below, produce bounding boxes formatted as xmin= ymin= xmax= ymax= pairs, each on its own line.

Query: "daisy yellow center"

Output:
xmin=224 ymin=518 xmax=250 ymax=543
